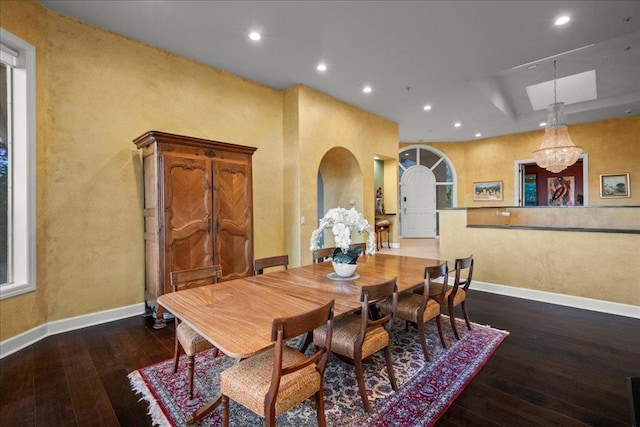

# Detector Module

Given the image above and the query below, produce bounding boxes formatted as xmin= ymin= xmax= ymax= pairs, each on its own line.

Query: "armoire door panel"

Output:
xmin=166 ymin=232 xmax=212 ymax=275
xmin=164 ymin=154 xmax=214 ymax=291
xmin=214 ymin=160 xmax=252 ymax=280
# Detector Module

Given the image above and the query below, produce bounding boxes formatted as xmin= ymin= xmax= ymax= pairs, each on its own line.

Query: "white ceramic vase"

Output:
xmin=332 ymin=261 xmax=358 ymax=278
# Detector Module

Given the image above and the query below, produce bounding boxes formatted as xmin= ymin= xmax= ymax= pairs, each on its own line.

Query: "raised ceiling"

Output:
xmin=39 ymin=0 xmax=640 ymax=142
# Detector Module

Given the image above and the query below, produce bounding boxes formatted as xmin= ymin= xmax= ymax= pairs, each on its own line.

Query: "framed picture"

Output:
xmin=473 ymin=181 xmax=503 ymax=201
xmin=600 ymin=173 xmax=630 ymax=198
xmin=524 ymin=174 xmax=537 ymax=206
xmin=547 ymin=176 xmax=575 ymax=206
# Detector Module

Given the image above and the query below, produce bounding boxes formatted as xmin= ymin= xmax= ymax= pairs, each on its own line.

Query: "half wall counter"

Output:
xmin=438 ymin=207 xmax=640 ymax=310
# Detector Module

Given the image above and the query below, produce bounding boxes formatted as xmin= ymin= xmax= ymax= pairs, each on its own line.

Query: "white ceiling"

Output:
xmin=38 ymin=0 xmax=640 ymax=142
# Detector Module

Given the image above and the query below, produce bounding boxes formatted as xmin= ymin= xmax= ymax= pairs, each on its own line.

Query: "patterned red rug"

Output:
xmin=129 ymin=317 xmax=508 ymax=426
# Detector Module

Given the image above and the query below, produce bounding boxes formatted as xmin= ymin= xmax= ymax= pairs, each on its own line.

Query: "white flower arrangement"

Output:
xmin=309 ymin=207 xmax=376 ymax=257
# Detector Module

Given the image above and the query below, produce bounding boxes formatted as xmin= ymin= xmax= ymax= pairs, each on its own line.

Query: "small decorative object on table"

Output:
xmin=310 ymin=207 xmax=375 ymax=278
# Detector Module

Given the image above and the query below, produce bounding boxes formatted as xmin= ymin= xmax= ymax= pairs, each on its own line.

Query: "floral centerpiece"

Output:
xmin=310 ymin=207 xmax=375 ymax=273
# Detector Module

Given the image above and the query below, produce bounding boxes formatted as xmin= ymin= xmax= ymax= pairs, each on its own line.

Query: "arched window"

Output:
xmin=399 ymin=145 xmax=457 ymax=208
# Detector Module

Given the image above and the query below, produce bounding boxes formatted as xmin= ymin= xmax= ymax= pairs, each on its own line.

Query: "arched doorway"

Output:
xmin=316 ymin=147 xmax=364 ymax=245
xmin=399 ymin=145 xmax=457 ymax=237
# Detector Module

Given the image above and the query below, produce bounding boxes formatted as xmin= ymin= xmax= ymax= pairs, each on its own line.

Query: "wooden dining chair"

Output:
xmin=444 ymin=255 xmax=474 ymax=339
xmin=254 ymin=255 xmax=289 ymax=275
xmin=313 ymin=278 xmax=398 ymax=413
xmin=313 ymin=247 xmax=336 ymax=264
xmin=220 ymin=300 xmax=335 ymax=427
xmin=170 ymin=265 xmax=222 ymax=399
xmin=381 ymin=262 xmax=449 ymax=362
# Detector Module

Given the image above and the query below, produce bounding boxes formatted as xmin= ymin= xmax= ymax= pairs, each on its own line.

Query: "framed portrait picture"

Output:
xmin=600 ymin=173 xmax=630 ymax=198
xmin=547 ymin=176 xmax=575 ymax=206
xmin=473 ymin=181 xmax=503 ymax=201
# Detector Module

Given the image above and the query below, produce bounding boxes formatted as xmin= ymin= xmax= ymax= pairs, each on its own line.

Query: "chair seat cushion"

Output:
xmin=446 ymin=287 xmax=466 ymax=306
xmin=380 ymin=293 xmax=441 ymax=323
xmin=314 ymin=314 xmax=389 ymax=359
xmin=176 ymin=322 xmax=214 ymax=355
xmin=220 ymin=346 xmax=320 ymax=417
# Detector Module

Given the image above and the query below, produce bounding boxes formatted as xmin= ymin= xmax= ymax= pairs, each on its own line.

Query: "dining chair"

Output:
xmin=313 ymin=278 xmax=398 ymax=413
xmin=313 ymin=247 xmax=336 ymax=264
xmin=220 ymin=300 xmax=335 ymax=427
xmin=445 ymin=255 xmax=474 ymax=339
xmin=170 ymin=265 xmax=222 ymax=399
xmin=381 ymin=262 xmax=449 ymax=362
xmin=254 ymin=254 xmax=289 ymax=275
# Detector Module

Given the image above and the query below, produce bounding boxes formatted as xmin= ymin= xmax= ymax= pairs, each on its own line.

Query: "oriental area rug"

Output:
xmin=129 ymin=316 xmax=508 ymax=426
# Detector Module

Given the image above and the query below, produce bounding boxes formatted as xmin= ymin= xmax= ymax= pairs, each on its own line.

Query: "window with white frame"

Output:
xmin=0 ymin=28 xmax=36 ymax=299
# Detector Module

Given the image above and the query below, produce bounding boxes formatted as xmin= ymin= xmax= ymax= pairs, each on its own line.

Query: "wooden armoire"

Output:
xmin=134 ymin=131 xmax=256 ymax=328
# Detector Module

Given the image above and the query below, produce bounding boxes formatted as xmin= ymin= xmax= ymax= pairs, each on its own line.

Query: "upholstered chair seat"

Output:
xmin=175 ymin=322 xmax=214 ymax=355
xmin=380 ymin=293 xmax=441 ymax=325
xmin=313 ymin=315 xmax=389 ymax=359
xmin=220 ymin=346 xmax=321 ymax=418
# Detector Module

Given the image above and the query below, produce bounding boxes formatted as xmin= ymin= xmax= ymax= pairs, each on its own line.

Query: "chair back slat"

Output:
xmin=313 ymin=247 xmax=336 ymax=264
xmin=360 ymin=277 xmax=398 ymax=335
xmin=425 ymin=262 xmax=448 ymax=303
xmin=254 ymin=255 xmax=289 ymax=275
xmin=170 ymin=265 xmax=222 ymax=292
xmin=453 ymin=255 xmax=474 ymax=292
xmin=271 ymin=300 xmax=333 ymax=342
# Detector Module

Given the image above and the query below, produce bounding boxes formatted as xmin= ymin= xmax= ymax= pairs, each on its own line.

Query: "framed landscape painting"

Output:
xmin=600 ymin=173 xmax=630 ymax=198
xmin=473 ymin=181 xmax=503 ymax=201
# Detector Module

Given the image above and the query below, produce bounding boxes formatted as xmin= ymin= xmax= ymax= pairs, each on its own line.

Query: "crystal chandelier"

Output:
xmin=532 ymin=60 xmax=583 ymax=173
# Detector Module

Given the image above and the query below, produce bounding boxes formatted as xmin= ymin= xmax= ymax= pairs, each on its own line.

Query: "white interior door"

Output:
xmin=401 ymin=166 xmax=437 ymax=238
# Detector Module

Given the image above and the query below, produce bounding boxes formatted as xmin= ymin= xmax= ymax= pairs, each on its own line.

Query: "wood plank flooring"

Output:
xmin=1 ymin=290 xmax=638 ymax=426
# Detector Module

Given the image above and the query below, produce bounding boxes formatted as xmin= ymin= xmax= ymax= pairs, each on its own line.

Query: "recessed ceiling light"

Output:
xmin=363 ymin=86 xmax=372 ymax=93
xmin=317 ymin=63 xmax=327 ymax=72
xmin=555 ymin=16 xmax=570 ymax=26
xmin=475 ymin=133 xmax=481 ymax=138
xmin=454 ymin=122 xmax=461 ymax=128
xmin=249 ymin=31 xmax=261 ymax=41
xmin=539 ymin=122 xmax=547 ymax=127
xmin=423 ymin=104 xmax=432 ymax=111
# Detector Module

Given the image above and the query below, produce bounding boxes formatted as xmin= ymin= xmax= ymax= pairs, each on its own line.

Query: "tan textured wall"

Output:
xmin=0 ymin=2 xmax=284 ymax=340
xmin=292 ymin=86 xmax=399 ymax=265
xmin=0 ymin=1 xmax=49 ymax=340
xmin=1 ymin=2 xmax=398 ymax=342
xmin=420 ymin=115 xmax=640 ymax=207
xmin=439 ymin=210 xmax=640 ymax=306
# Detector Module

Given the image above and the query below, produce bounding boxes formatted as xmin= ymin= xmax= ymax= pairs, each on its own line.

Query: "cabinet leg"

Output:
xmin=153 ymin=305 xmax=167 ymax=329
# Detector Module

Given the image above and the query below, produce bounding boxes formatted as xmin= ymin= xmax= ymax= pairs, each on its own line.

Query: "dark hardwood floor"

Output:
xmin=1 ymin=290 xmax=638 ymax=426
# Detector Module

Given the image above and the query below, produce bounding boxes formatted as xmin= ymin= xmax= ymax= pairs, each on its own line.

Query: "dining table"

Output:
xmin=157 ymin=253 xmax=443 ymax=424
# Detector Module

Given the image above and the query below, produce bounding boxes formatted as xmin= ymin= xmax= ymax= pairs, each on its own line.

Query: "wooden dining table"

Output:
xmin=157 ymin=253 xmax=442 ymax=424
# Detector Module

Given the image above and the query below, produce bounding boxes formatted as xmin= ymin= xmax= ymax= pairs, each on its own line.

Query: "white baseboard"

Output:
xmin=389 ymin=243 xmax=400 ymax=249
xmin=2 ymin=281 xmax=638 ymax=359
xmin=0 ymin=303 xmax=146 ymax=359
xmin=469 ymin=280 xmax=640 ymax=319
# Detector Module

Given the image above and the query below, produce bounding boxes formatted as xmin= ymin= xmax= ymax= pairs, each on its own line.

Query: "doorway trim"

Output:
xmin=513 ymin=154 xmax=589 ymax=206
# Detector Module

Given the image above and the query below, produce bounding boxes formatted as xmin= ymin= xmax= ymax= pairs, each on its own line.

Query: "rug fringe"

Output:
xmin=128 ymin=370 xmax=172 ymax=427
